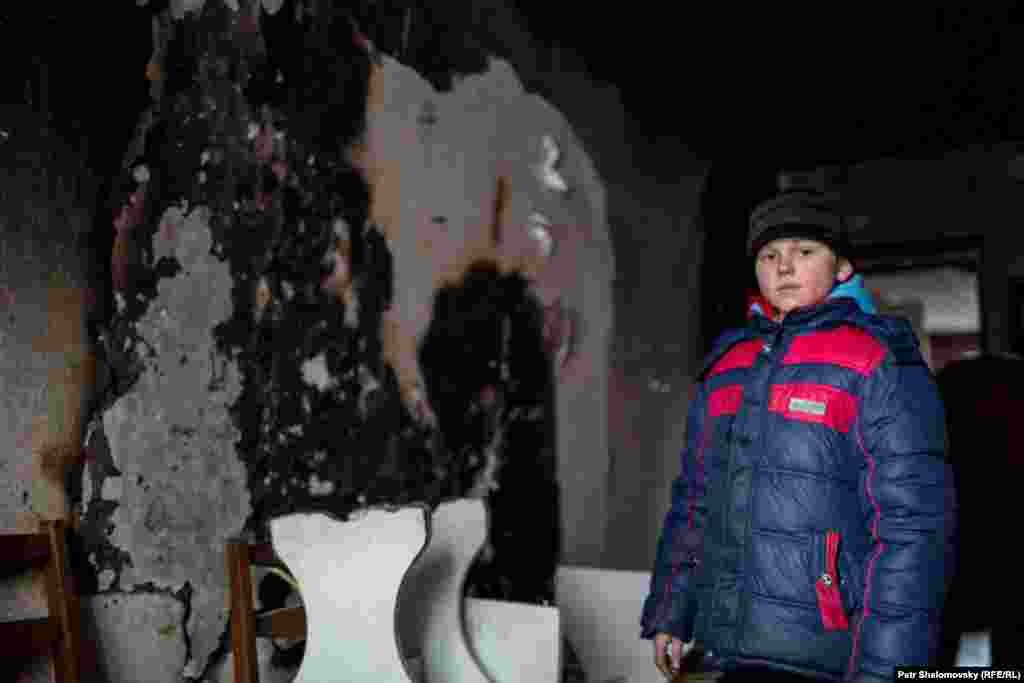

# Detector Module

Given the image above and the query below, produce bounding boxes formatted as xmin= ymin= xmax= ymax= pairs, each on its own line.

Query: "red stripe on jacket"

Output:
xmin=708 ymin=385 xmax=743 ymax=417
xmin=848 ymin=424 xmax=886 ymax=679
xmin=708 ymin=339 xmax=763 ymax=376
xmin=783 ymin=326 xmax=887 ymax=376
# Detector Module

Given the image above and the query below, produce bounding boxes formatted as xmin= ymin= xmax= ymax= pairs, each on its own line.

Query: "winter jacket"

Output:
xmin=640 ymin=293 xmax=956 ymax=682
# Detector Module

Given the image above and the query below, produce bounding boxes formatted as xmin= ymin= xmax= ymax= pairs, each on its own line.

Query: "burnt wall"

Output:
xmin=0 ymin=104 xmax=102 ymax=681
xmin=0 ymin=1 xmax=716 ymax=680
xmin=75 ymin=1 xmax=611 ymax=680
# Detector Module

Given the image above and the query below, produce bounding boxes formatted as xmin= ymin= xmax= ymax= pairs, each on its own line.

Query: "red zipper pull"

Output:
xmin=815 ymin=529 xmax=849 ymax=630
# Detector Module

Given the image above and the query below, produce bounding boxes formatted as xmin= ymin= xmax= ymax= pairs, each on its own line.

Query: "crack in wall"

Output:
xmin=177 ymin=581 xmax=196 ymax=677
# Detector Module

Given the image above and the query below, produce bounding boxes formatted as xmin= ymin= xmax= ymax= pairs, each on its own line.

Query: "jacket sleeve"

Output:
xmin=640 ymin=381 xmax=709 ymax=641
xmin=847 ymin=355 xmax=957 ymax=678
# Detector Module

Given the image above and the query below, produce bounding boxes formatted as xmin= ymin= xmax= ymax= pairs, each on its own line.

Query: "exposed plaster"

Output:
xmin=85 ymin=592 xmax=189 ymax=682
xmin=80 ymin=2 xmax=615 ymax=678
xmin=355 ymin=54 xmax=611 ymax=427
xmin=102 ymin=206 xmax=251 ymax=677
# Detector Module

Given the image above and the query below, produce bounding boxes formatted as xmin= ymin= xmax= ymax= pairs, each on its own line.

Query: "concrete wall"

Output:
xmin=490 ymin=30 xmax=710 ymax=572
xmin=352 ymin=53 xmax=617 ymax=574
xmin=0 ymin=106 xmax=105 ymax=682
xmin=0 ymin=106 xmax=96 ymax=528
xmin=603 ymin=168 xmax=707 ymax=571
xmin=394 ymin=1 xmax=711 ymax=571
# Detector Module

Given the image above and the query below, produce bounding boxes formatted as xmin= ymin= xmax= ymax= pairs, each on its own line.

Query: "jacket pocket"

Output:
xmin=813 ymin=529 xmax=850 ymax=631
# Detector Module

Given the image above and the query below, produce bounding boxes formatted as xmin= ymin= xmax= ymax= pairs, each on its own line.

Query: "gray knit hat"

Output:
xmin=747 ymin=190 xmax=851 ymax=259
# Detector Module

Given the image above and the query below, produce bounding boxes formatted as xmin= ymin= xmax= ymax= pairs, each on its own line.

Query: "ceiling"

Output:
xmin=2 ymin=3 xmax=1023 ymax=173
xmin=515 ymin=3 xmax=1024 ymax=164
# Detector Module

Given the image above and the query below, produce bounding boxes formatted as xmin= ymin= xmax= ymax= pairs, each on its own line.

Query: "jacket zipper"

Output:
xmin=732 ymin=333 xmax=778 ymax=653
xmin=815 ymin=529 xmax=849 ymax=631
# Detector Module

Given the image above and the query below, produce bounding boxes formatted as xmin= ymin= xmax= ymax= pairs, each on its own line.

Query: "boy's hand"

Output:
xmin=653 ymin=632 xmax=695 ymax=679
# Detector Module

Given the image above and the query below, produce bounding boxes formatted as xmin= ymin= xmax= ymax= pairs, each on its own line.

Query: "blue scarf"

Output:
xmin=828 ymin=273 xmax=877 ymax=313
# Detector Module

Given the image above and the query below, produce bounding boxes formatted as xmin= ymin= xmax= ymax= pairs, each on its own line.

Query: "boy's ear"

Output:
xmin=836 ymin=257 xmax=854 ymax=284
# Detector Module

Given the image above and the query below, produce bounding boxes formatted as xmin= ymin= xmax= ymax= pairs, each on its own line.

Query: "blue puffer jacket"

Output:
xmin=640 ymin=288 xmax=956 ymax=681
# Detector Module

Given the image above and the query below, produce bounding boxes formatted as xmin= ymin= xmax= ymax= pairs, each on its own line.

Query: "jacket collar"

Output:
xmin=700 ymin=277 xmax=880 ymax=380
xmin=749 ymin=297 xmax=861 ymax=335
xmin=747 ymin=273 xmax=877 ymax=332
xmin=698 ymin=303 xmax=856 ymax=381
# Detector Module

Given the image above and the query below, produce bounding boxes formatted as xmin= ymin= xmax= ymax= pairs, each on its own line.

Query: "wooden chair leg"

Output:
xmin=228 ymin=541 xmax=260 ymax=683
xmin=44 ymin=520 xmax=81 ymax=683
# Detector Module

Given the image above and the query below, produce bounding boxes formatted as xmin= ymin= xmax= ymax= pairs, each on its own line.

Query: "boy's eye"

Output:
xmin=800 ymin=248 xmax=815 ymax=256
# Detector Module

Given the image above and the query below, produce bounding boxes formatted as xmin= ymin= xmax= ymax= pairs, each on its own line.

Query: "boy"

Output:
xmin=640 ymin=190 xmax=956 ymax=681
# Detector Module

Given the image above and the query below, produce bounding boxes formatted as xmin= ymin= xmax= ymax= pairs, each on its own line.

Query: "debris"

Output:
xmin=537 ymin=135 xmax=568 ymax=193
xmin=301 ymin=353 xmax=334 ymax=392
xmin=528 ymin=213 xmax=554 ymax=260
xmin=309 ymin=474 xmax=334 ymax=497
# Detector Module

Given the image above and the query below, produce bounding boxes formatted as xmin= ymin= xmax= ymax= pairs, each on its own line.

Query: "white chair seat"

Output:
xmin=397 ymin=498 xmax=492 ymax=682
xmin=270 ymin=506 xmax=428 ymax=683
xmin=271 ymin=500 xmax=562 ymax=682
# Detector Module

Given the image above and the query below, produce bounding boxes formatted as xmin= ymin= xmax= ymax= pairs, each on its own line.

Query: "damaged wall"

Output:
xmin=65 ymin=1 xmax=614 ymax=680
xmin=0 ymin=105 xmax=97 ymax=529
xmin=2 ymin=1 xmax=710 ymax=681
xmin=466 ymin=6 xmax=709 ymax=570
xmin=0 ymin=104 xmax=102 ymax=681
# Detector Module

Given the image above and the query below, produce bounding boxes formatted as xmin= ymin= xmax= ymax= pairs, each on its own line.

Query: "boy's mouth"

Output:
xmin=777 ymin=284 xmax=800 ymax=292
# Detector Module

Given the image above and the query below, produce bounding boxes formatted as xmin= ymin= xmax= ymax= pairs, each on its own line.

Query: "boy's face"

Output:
xmin=755 ymin=238 xmax=853 ymax=319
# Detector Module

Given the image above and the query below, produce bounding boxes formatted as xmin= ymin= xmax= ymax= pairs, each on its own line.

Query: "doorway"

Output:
xmin=854 ymin=237 xmax=985 ymax=373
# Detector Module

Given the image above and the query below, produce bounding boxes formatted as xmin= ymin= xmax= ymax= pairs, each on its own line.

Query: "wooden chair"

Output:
xmin=226 ymin=539 xmax=307 ymax=683
xmin=0 ymin=519 xmax=82 ymax=682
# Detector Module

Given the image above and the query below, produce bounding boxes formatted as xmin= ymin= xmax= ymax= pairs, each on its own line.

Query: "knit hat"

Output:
xmin=747 ymin=190 xmax=852 ymax=260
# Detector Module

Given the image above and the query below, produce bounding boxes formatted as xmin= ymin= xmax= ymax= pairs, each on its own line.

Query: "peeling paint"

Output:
xmin=300 ymin=353 xmax=334 ymax=392
xmin=84 ymin=593 xmax=188 ymax=682
xmin=527 ymin=212 xmax=554 ymax=260
xmin=308 ymin=473 xmax=335 ymax=497
xmin=97 ymin=569 xmax=116 ymax=592
xmin=102 ymin=207 xmax=251 ymax=676
xmin=82 ymin=459 xmax=94 ymax=502
xmin=170 ymin=0 xmax=206 ymax=21
xmin=80 ymin=3 xmax=616 ymax=678
xmin=101 ymin=476 xmax=123 ymax=501
xmin=357 ymin=364 xmax=381 ymax=418
xmin=343 ymin=288 xmax=361 ymax=328
xmin=536 ymin=135 xmax=569 ymax=193
xmin=356 ymin=54 xmax=608 ymax=425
